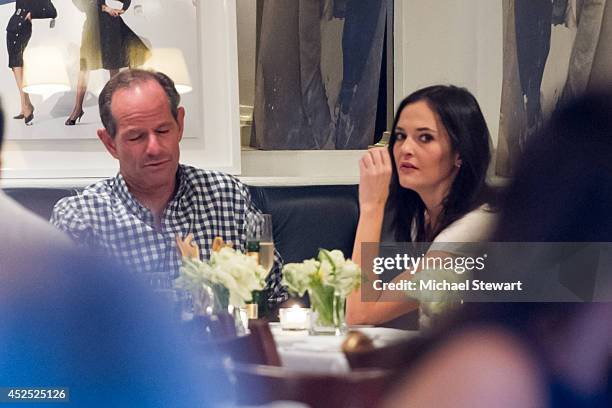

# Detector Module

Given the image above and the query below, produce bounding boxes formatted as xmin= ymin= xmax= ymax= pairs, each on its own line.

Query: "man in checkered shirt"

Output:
xmin=51 ymin=69 xmax=287 ymax=305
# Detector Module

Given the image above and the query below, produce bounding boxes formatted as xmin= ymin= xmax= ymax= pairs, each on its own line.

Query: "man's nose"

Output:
xmin=145 ymin=133 xmax=162 ymax=155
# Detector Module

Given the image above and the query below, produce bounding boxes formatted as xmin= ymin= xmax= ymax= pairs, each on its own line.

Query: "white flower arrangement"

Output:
xmin=175 ymin=245 xmax=267 ymax=309
xmin=282 ymin=249 xmax=360 ymax=328
xmin=282 ymin=249 xmax=361 ymax=298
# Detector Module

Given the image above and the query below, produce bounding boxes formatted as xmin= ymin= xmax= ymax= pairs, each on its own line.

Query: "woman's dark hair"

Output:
xmin=387 ymin=85 xmax=492 ymax=241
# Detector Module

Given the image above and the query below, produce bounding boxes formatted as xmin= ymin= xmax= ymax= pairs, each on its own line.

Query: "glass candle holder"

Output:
xmin=279 ymin=306 xmax=310 ymax=331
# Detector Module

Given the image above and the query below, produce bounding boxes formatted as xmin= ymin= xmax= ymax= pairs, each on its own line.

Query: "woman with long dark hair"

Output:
xmin=383 ymin=92 xmax=612 ymax=408
xmin=5 ymin=0 xmax=56 ymax=125
xmin=346 ymin=85 xmax=495 ymax=325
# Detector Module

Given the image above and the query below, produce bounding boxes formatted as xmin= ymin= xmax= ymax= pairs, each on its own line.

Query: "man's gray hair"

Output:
xmin=98 ymin=69 xmax=181 ymax=138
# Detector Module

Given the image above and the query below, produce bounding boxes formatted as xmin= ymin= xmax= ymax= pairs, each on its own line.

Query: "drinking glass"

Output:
xmin=258 ymin=214 xmax=275 ymax=274
xmin=246 ymin=214 xmax=275 ymax=319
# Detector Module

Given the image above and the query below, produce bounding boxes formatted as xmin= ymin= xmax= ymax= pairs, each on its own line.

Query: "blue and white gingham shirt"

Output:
xmin=51 ymin=164 xmax=287 ymax=304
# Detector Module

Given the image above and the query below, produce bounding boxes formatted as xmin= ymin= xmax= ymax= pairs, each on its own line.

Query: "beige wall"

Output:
xmin=394 ymin=0 xmax=503 ymax=147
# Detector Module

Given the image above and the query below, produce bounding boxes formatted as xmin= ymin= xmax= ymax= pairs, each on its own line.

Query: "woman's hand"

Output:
xmin=102 ymin=5 xmax=123 ymax=17
xmin=358 ymin=147 xmax=392 ymax=212
xmin=25 ymin=12 xmax=32 ymax=21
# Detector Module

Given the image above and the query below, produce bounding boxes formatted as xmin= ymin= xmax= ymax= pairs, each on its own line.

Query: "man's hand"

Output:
xmin=176 ymin=233 xmax=200 ymax=259
xmin=358 ymin=147 xmax=392 ymax=213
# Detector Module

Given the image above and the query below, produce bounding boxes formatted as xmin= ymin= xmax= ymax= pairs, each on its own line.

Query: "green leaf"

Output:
xmin=308 ymin=280 xmax=335 ymax=326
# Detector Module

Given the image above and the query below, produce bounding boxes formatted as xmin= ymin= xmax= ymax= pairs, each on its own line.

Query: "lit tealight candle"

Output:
xmin=279 ymin=305 xmax=310 ymax=331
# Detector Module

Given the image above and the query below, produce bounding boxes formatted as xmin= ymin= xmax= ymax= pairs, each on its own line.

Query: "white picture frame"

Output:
xmin=1 ymin=0 xmax=241 ymax=180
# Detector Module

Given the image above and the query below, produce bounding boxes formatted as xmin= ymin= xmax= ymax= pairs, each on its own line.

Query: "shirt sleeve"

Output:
xmin=50 ymin=197 xmax=94 ymax=248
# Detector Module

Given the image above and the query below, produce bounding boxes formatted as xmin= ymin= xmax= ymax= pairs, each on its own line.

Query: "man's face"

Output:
xmin=98 ymin=80 xmax=184 ymax=192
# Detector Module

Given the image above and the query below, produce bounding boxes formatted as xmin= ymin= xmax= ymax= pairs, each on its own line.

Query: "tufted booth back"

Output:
xmin=3 ymin=188 xmax=79 ymax=221
xmin=249 ymin=185 xmax=359 ymax=263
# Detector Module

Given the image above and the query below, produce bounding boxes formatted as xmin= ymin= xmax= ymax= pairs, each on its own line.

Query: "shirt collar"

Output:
xmin=111 ymin=172 xmax=148 ymax=216
xmin=173 ymin=165 xmax=190 ymax=203
xmin=111 ymin=165 xmax=191 ymax=214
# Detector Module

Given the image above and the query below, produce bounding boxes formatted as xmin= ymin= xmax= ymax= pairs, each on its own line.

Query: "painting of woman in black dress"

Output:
xmin=66 ymin=0 xmax=149 ymax=125
xmin=5 ymin=0 xmax=56 ymax=125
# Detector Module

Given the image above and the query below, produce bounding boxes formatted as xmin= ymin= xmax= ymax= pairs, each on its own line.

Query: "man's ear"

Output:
xmin=176 ymin=106 xmax=185 ymax=142
xmin=97 ymin=128 xmax=119 ymax=159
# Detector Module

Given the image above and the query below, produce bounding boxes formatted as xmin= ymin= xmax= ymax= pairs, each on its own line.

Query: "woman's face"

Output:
xmin=392 ymin=101 xmax=461 ymax=195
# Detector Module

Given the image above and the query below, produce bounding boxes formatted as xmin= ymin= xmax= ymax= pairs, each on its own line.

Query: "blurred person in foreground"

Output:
xmin=384 ymin=92 xmax=612 ymax=408
xmin=0 ymin=102 xmax=73 ymax=261
xmin=0 ymin=253 xmax=227 ymax=406
xmin=0 ymin=101 xmax=226 ymax=406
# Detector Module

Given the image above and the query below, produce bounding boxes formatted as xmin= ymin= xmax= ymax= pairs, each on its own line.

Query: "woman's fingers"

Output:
xmin=361 ymin=151 xmax=374 ymax=170
xmin=360 ymin=148 xmax=392 ymax=178
xmin=364 ymin=147 xmax=392 ymax=174
xmin=358 ymin=148 xmax=392 ymax=209
xmin=105 ymin=8 xmax=122 ymax=17
xmin=378 ymin=147 xmax=392 ymax=168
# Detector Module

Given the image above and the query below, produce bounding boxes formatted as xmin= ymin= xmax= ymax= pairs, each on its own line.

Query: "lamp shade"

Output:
xmin=141 ymin=48 xmax=193 ymax=94
xmin=22 ymin=46 xmax=70 ymax=96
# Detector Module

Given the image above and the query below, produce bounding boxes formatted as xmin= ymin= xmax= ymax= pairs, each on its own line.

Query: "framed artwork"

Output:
xmin=1 ymin=0 xmax=240 ymax=178
xmin=252 ymin=0 xmax=390 ymax=150
xmin=496 ymin=0 xmax=608 ymax=176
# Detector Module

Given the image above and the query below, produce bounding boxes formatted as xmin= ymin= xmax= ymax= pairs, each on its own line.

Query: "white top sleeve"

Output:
xmin=434 ymin=205 xmax=497 ymax=243
xmin=429 ymin=205 xmax=497 ymax=253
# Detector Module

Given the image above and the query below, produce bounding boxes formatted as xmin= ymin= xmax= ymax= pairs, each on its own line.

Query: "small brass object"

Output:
xmin=341 ymin=330 xmax=374 ymax=353
xmin=244 ymin=303 xmax=258 ymax=320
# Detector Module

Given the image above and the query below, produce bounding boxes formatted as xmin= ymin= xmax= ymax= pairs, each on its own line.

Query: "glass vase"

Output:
xmin=191 ymin=284 xmax=220 ymax=316
xmin=309 ymin=290 xmax=347 ymax=336
xmin=191 ymin=283 xmax=245 ymax=337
